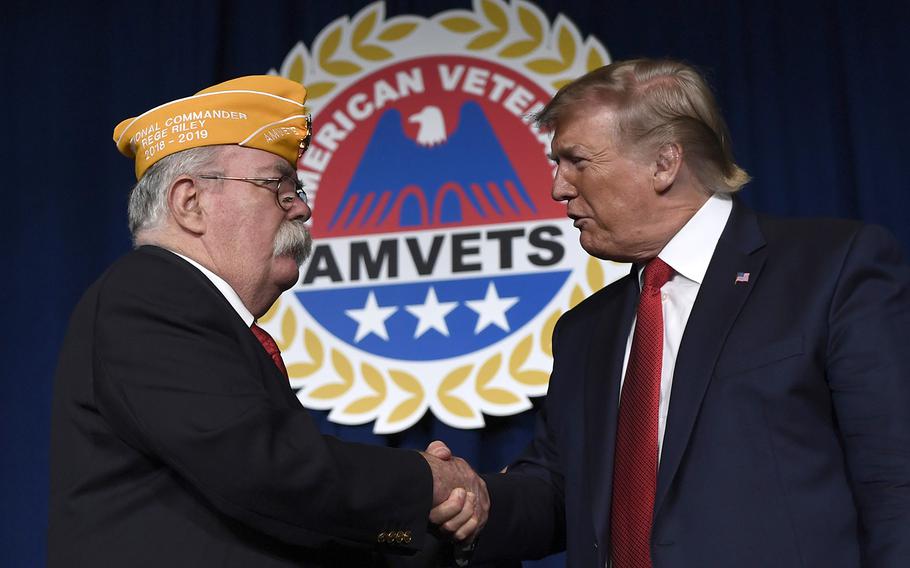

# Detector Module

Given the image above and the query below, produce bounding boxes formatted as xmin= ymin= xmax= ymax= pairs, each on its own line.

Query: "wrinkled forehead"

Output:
xmin=215 ymin=145 xmax=298 ymax=176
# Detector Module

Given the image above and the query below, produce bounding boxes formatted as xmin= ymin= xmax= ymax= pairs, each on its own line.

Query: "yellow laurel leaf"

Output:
xmin=439 ymin=364 xmax=473 ymax=393
xmin=570 ymin=284 xmax=585 ymax=308
xmin=277 ymin=308 xmax=296 ymax=351
xmin=389 ymin=395 xmax=422 ymax=423
xmin=518 ymin=5 xmax=543 ymax=40
xmin=467 ymin=30 xmax=505 ymax=50
xmin=322 ymin=60 xmax=362 ymax=76
xmin=354 ymin=44 xmax=393 ymax=61
xmin=480 ymin=388 xmax=521 ymax=405
xmin=287 ymin=363 xmax=319 ymax=378
xmin=352 ymin=10 xmax=378 ymax=45
xmin=481 ymin=0 xmax=508 ymax=29
xmin=306 ymin=82 xmax=336 ymax=99
xmin=361 ymin=362 xmax=387 ymax=396
xmin=439 ymin=17 xmax=481 ymax=33
xmin=557 ymin=25 xmax=576 ymax=63
xmin=378 ymin=22 xmax=417 ymax=41
xmin=288 ymin=54 xmax=304 ymax=84
xmin=498 ymin=40 xmax=538 ymax=58
xmin=587 ymin=257 xmax=605 ymax=291
xmin=540 ymin=309 xmax=560 ymax=358
xmin=526 ymin=58 xmax=566 ymax=74
xmin=587 ymin=46 xmax=605 ymax=71
xmin=343 ymin=395 xmax=383 ymax=414
xmin=318 ymin=26 xmax=342 ymax=64
xmin=331 ymin=349 xmax=354 ymax=384
xmin=509 ymin=334 xmax=532 ymax=373
xmin=259 ymin=299 xmax=281 ymax=324
xmin=476 ymin=354 xmax=502 ymax=390
xmin=303 ymin=329 xmax=324 ymax=367
xmin=440 ymin=394 xmax=477 ymax=418
xmin=308 ymin=383 xmax=350 ymax=399
xmin=389 ymin=370 xmax=423 ymax=395
xmin=552 ymin=78 xmax=572 ymax=90
xmin=513 ymin=370 xmax=550 ymax=386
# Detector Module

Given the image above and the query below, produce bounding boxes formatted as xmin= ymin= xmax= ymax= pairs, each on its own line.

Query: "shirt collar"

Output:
xmin=168 ymin=250 xmax=256 ymax=327
xmin=655 ymin=193 xmax=733 ymax=285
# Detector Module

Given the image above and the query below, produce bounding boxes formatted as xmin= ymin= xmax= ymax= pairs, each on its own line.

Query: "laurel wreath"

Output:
xmin=261 ymin=257 xmax=609 ymax=427
xmin=279 ymin=0 xmax=609 ymax=98
xmin=269 ymin=0 xmax=612 ymax=430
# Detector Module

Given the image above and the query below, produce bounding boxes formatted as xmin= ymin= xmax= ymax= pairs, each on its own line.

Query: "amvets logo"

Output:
xmin=262 ymin=0 xmax=627 ymax=433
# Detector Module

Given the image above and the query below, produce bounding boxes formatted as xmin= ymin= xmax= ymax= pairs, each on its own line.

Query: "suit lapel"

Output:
xmin=654 ymin=201 xmax=767 ymax=516
xmin=586 ymin=269 xmax=640 ymax=549
xmin=141 ymin=246 xmax=300 ymax=406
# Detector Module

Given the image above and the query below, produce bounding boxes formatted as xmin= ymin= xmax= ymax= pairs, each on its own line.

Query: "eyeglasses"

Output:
xmin=198 ymin=174 xmax=308 ymax=211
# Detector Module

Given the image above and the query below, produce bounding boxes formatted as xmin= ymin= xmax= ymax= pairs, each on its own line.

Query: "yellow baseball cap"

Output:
xmin=113 ymin=75 xmax=310 ymax=179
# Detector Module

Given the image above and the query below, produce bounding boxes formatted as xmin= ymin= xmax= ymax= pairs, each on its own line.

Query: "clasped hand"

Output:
xmin=421 ymin=440 xmax=488 ymax=543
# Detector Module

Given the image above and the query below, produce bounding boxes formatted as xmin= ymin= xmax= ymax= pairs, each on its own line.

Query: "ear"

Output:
xmin=652 ymin=142 xmax=682 ymax=194
xmin=168 ymin=175 xmax=207 ymax=235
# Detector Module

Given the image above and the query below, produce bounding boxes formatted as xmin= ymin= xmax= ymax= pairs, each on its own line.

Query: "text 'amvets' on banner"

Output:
xmin=259 ymin=0 xmax=628 ymax=433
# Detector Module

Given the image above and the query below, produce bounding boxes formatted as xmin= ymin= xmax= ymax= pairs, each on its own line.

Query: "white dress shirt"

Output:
xmin=168 ymin=250 xmax=255 ymax=327
xmin=619 ymin=194 xmax=732 ymax=460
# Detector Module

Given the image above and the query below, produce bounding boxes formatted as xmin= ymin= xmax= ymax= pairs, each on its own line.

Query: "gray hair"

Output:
xmin=536 ymin=58 xmax=750 ymax=194
xmin=127 ymin=146 xmax=224 ymax=242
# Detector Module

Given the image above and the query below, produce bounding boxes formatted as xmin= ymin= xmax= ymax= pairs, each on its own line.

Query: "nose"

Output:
xmin=551 ymin=165 xmax=576 ymax=202
xmin=287 ymin=197 xmax=312 ymax=222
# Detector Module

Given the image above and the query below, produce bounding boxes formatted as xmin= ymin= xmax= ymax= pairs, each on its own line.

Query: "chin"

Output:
xmin=272 ymin=256 xmax=302 ymax=290
xmin=578 ymin=234 xmax=607 ymax=260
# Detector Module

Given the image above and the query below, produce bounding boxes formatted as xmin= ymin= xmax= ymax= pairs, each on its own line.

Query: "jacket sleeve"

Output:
xmin=472 ymin=321 xmax=568 ymax=562
xmin=826 ymin=224 xmax=910 ymax=566
xmin=91 ymin=253 xmax=433 ymax=551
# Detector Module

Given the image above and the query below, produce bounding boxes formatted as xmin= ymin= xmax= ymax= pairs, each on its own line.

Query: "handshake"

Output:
xmin=421 ymin=440 xmax=490 ymax=543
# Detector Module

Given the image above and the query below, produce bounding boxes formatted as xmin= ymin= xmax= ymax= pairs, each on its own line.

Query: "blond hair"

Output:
xmin=537 ymin=58 xmax=750 ymax=194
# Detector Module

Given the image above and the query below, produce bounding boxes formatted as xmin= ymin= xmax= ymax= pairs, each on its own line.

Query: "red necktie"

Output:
xmin=610 ymin=257 xmax=673 ymax=568
xmin=251 ymin=324 xmax=289 ymax=380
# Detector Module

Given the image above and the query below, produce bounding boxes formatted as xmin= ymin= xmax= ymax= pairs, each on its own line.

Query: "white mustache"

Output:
xmin=273 ymin=219 xmax=312 ymax=267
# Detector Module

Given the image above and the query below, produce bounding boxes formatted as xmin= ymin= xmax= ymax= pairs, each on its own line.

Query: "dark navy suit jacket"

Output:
xmin=475 ymin=201 xmax=910 ymax=567
xmin=49 ymin=246 xmax=433 ymax=567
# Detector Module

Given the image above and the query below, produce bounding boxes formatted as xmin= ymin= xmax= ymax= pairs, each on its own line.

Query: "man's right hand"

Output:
xmin=421 ymin=440 xmax=489 ymax=542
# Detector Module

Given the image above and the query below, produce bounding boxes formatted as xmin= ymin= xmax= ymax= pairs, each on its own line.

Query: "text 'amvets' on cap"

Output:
xmin=113 ymin=75 xmax=311 ymax=179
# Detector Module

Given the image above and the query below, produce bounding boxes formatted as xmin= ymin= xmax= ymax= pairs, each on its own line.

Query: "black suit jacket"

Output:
xmin=49 ymin=246 xmax=433 ymax=567
xmin=475 ymin=201 xmax=910 ymax=567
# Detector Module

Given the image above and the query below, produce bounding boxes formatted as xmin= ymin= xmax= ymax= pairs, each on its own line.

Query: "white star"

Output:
xmin=465 ymin=282 xmax=519 ymax=334
xmin=345 ymin=291 xmax=398 ymax=342
xmin=405 ymin=287 xmax=459 ymax=338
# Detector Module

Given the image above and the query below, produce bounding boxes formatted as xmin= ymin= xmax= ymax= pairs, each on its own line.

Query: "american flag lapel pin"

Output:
xmin=735 ymin=272 xmax=750 ymax=284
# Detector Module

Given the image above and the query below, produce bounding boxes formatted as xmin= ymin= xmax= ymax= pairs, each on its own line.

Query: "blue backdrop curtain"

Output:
xmin=2 ymin=1 xmax=908 ymax=566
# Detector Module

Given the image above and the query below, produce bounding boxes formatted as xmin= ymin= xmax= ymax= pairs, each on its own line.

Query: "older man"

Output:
xmin=440 ymin=58 xmax=910 ymax=566
xmin=48 ymin=76 xmax=484 ymax=567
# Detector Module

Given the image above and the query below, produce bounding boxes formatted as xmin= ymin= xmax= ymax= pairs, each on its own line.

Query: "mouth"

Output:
xmin=568 ymin=213 xmax=585 ymax=228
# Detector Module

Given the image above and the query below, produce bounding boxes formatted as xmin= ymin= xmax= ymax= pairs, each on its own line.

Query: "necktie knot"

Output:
xmin=643 ymin=257 xmax=673 ymax=292
xmin=251 ymin=324 xmax=289 ymax=379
